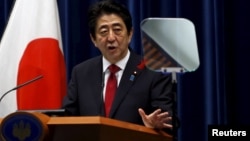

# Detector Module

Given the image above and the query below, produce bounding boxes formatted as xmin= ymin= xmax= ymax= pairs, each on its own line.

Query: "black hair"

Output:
xmin=87 ymin=0 xmax=132 ymax=39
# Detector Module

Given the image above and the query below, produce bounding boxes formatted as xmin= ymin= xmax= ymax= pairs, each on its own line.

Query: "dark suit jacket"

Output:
xmin=63 ymin=51 xmax=174 ymax=126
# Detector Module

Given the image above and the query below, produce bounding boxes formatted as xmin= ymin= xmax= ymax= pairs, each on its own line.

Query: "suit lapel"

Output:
xmin=90 ymin=56 xmax=105 ymax=116
xmin=109 ymin=52 xmax=144 ymax=117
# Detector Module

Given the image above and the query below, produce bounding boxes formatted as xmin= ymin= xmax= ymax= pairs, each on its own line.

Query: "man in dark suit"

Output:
xmin=62 ymin=0 xmax=175 ymax=131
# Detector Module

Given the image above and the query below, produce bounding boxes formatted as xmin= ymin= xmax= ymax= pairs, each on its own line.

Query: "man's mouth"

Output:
xmin=108 ymin=46 xmax=116 ymax=50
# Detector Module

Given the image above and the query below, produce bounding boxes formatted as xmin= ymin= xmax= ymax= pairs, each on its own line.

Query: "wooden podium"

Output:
xmin=0 ymin=112 xmax=173 ymax=141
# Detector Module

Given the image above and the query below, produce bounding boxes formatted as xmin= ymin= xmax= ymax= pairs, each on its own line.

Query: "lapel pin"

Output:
xmin=129 ymin=71 xmax=137 ymax=81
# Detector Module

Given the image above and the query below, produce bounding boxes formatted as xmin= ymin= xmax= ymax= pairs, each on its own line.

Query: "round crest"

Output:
xmin=0 ymin=112 xmax=49 ymax=141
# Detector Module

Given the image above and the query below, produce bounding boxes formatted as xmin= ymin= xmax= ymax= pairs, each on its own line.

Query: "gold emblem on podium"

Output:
xmin=13 ymin=120 xmax=31 ymax=140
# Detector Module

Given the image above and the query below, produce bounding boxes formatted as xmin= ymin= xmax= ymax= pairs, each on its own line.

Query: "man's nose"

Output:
xmin=107 ymin=30 xmax=115 ymax=41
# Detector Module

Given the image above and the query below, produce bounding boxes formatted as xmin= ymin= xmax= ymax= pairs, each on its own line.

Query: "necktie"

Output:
xmin=105 ymin=64 xmax=120 ymax=117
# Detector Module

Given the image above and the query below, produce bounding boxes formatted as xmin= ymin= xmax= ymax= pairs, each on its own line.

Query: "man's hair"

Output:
xmin=87 ymin=0 xmax=132 ymax=39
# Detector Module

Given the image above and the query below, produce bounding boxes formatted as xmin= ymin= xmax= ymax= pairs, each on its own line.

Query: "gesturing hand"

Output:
xmin=138 ymin=108 xmax=172 ymax=129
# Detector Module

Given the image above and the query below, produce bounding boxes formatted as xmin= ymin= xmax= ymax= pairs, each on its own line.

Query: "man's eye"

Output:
xmin=100 ymin=30 xmax=108 ymax=35
xmin=114 ymin=29 xmax=122 ymax=34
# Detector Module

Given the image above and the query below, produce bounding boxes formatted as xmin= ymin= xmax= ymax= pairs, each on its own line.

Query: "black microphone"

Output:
xmin=0 ymin=75 xmax=43 ymax=103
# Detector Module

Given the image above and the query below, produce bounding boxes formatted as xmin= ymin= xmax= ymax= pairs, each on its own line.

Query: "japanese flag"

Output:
xmin=0 ymin=0 xmax=66 ymax=117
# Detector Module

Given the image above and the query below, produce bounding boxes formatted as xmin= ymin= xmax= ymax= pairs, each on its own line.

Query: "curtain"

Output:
xmin=1 ymin=0 xmax=250 ymax=141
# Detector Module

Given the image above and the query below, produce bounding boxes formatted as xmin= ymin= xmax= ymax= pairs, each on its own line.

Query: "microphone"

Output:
xmin=0 ymin=75 xmax=43 ymax=103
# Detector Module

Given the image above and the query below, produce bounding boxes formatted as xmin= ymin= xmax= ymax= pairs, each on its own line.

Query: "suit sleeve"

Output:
xmin=62 ymin=67 xmax=80 ymax=115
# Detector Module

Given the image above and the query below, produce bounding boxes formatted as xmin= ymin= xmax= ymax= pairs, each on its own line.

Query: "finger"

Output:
xmin=149 ymin=109 xmax=162 ymax=119
xmin=154 ymin=121 xmax=173 ymax=129
xmin=156 ymin=112 xmax=169 ymax=118
xmin=162 ymin=123 xmax=173 ymax=129
xmin=138 ymin=108 xmax=147 ymax=119
xmin=152 ymin=109 xmax=162 ymax=115
xmin=161 ymin=116 xmax=172 ymax=123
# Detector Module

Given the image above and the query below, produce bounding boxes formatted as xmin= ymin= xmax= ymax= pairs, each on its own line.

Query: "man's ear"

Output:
xmin=90 ymin=34 xmax=97 ymax=47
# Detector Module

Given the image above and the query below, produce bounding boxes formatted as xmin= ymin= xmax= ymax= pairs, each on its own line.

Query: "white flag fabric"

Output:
xmin=0 ymin=0 xmax=66 ymax=117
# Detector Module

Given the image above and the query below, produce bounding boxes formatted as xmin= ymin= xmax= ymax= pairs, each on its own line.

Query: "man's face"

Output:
xmin=91 ymin=14 xmax=133 ymax=64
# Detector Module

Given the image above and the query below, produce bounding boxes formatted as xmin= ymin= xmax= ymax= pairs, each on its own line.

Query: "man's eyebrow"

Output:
xmin=99 ymin=22 xmax=122 ymax=28
xmin=97 ymin=22 xmax=123 ymax=32
xmin=112 ymin=23 xmax=122 ymax=27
